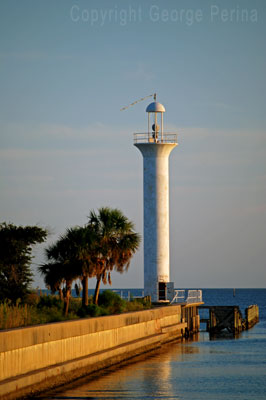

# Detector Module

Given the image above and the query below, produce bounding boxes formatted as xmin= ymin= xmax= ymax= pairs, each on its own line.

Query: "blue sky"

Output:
xmin=0 ymin=0 xmax=265 ymax=289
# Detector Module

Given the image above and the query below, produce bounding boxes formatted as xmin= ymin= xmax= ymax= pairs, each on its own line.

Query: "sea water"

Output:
xmin=37 ymin=289 xmax=266 ymax=400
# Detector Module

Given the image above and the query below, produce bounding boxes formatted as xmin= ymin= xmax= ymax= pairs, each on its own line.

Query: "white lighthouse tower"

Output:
xmin=134 ymin=96 xmax=177 ymax=303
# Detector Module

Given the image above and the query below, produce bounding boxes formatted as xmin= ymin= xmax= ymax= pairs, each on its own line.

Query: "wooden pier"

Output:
xmin=199 ymin=304 xmax=259 ymax=336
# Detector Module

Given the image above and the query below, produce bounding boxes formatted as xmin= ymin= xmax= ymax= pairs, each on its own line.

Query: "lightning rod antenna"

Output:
xmin=120 ymin=93 xmax=156 ymax=111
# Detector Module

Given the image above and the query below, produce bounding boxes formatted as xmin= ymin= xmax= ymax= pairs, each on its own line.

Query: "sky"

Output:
xmin=0 ymin=0 xmax=266 ymax=289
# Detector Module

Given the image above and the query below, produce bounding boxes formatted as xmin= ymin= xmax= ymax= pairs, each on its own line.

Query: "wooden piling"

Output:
xmin=181 ymin=303 xmax=201 ymax=336
xmin=245 ymin=305 xmax=259 ymax=329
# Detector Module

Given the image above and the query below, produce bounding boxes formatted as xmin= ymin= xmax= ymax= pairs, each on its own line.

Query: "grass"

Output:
xmin=0 ymin=291 xmax=152 ymax=330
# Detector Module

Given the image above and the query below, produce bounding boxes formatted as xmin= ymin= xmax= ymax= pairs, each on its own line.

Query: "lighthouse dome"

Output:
xmin=146 ymin=102 xmax=165 ymax=113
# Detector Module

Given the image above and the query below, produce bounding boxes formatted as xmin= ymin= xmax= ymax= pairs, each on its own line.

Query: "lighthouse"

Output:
xmin=134 ymin=96 xmax=177 ymax=303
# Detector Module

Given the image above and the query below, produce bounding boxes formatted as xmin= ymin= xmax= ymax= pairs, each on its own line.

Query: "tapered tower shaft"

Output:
xmin=135 ymin=143 xmax=176 ymax=301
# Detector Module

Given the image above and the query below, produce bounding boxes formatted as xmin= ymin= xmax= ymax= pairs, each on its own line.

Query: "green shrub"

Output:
xmin=68 ymin=297 xmax=82 ymax=314
xmin=125 ymin=300 xmax=144 ymax=312
xmin=37 ymin=306 xmax=65 ymax=323
xmin=37 ymin=295 xmax=63 ymax=310
xmin=124 ymin=296 xmax=152 ymax=312
xmin=98 ymin=290 xmax=126 ymax=314
xmin=77 ymin=304 xmax=108 ymax=318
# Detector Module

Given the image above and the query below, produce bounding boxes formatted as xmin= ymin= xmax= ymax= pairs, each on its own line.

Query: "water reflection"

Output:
xmin=38 ymin=331 xmax=266 ymax=400
xmin=38 ymin=337 xmax=200 ymax=400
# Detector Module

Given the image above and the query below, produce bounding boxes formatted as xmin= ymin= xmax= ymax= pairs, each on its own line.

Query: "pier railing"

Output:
xmin=113 ymin=289 xmax=202 ymax=304
xmin=134 ymin=133 xmax=177 ymax=144
xmin=112 ymin=290 xmax=144 ymax=301
xmin=171 ymin=289 xmax=203 ymax=304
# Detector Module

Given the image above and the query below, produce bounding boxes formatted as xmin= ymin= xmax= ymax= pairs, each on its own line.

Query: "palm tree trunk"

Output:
xmin=64 ymin=282 xmax=71 ymax=316
xmin=82 ymin=275 xmax=89 ymax=307
xmin=59 ymin=288 xmax=63 ymax=301
xmin=63 ymin=293 xmax=69 ymax=316
xmin=93 ymin=276 xmax=101 ymax=305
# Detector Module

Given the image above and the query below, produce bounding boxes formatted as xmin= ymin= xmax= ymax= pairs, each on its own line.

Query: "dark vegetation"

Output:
xmin=0 ymin=291 xmax=151 ymax=330
xmin=0 ymin=208 xmax=145 ymax=329
xmin=0 ymin=223 xmax=47 ymax=302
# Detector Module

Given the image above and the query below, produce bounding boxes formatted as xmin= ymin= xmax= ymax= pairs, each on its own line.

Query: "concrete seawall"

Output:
xmin=0 ymin=305 xmax=198 ymax=400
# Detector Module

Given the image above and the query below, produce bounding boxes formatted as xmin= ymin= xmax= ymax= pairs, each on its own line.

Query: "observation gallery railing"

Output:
xmin=134 ymin=133 xmax=177 ymax=144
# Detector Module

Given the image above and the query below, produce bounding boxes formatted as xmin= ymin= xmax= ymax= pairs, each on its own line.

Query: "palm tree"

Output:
xmin=72 ymin=226 xmax=102 ymax=307
xmin=60 ymin=227 xmax=91 ymax=307
xmin=39 ymin=262 xmax=64 ymax=301
xmin=40 ymin=228 xmax=82 ymax=316
xmin=39 ymin=226 xmax=102 ymax=313
xmin=65 ymin=226 xmax=111 ymax=307
xmin=88 ymin=207 xmax=141 ymax=305
xmin=39 ymin=209 xmax=140 ymax=311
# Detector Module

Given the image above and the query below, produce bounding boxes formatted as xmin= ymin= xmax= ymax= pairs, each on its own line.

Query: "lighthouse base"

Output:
xmin=145 ymin=281 xmax=175 ymax=303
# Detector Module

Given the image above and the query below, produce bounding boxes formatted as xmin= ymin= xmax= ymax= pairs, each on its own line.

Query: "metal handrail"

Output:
xmin=171 ymin=289 xmax=203 ymax=304
xmin=186 ymin=289 xmax=202 ymax=304
xmin=170 ymin=290 xmax=186 ymax=304
xmin=134 ymin=133 xmax=177 ymax=144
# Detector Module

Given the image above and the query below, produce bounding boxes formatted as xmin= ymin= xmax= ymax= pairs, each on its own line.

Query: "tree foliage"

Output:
xmin=39 ymin=207 xmax=141 ymax=314
xmin=88 ymin=207 xmax=141 ymax=305
xmin=0 ymin=223 xmax=47 ymax=302
xmin=39 ymin=226 xmax=103 ymax=315
xmin=40 ymin=228 xmax=82 ymax=316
